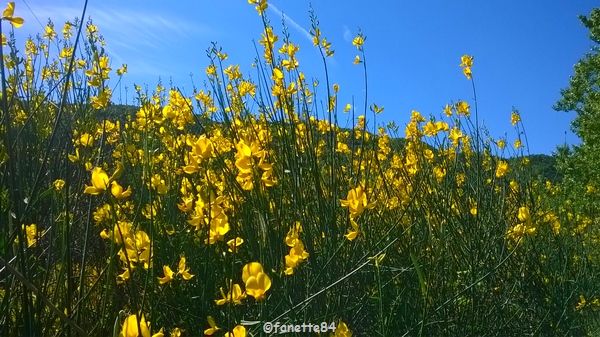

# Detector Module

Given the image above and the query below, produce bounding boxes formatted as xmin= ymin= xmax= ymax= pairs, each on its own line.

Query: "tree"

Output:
xmin=555 ymin=8 xmax=600 ymax=214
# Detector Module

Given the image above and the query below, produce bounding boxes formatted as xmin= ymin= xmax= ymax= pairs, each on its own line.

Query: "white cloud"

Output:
xmin=343 ymin=25 xmax=352 ymax=43
xmin=18 ymin=2 xmax=214 ymax=77
xmin=268 ymin=3 xmax=312 ymax=43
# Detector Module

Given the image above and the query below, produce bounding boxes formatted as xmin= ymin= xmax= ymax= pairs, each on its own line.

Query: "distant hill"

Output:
xmin=103 ymin=104 xmax=562 ymax=182
xmin=522 ymin=154 xmax=561 ymax=182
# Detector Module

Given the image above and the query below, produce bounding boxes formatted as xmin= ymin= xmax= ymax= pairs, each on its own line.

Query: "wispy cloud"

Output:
xmin=19 ymin=2 xmax=214 ymax=77
xmin=268 ymin=3 xmax=312 ymax=43
xmin=343 ymin=25 xmax=352 ymax=43
xmin=23 ymin=4 xmax=211 ymax=46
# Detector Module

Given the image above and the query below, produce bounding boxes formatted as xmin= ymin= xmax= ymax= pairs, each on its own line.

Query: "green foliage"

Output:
xmin=0 ymin=3 xmax=599 ymax=337
xmin=555 ymin=8 xmax=600 ymax=195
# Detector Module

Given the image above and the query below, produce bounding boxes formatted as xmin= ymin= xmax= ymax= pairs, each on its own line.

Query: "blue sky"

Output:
xmin=14 ymin=0 xmax=599 ymax=154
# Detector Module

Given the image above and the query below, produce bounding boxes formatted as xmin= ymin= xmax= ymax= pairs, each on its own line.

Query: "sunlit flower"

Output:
xmin=120 ymin=314 xmax=150 ymax=337
xmin=248 ymin=0 xmax=267 ymax=15
xmin=456 ymin=101 xmax=470 ymax=116
xmin=53 ymin=179 xmax=65 ymax=191
xmin=91 ymin=88 xmax=112 ymax=110
xmin=227 ymin=237 xmax=244 ymax=253
xmin=111 ymin=181 xmax=132 ymax=200
xmin=117 ymin=64 xmax=128 ymax=76
xmin=514 ymin=139 xmax=522 ymax=149
xmin=242 ymin=262 xmax=271 ymax=301
xmin=576 ymin=295 xmax=587 ymax=311
xmin=215 ymin=281 xmax=246 ymax=305
xmin=332 ymin=321 xmax=352 ymax=337
xmin=495 ymin=161 xmax=509 ymax=178
xmin=22 ymin=224 xmax=37 ymax=248
xmin=352 ymin=34 xmax=364 ymax=49
xmin=43 ymin=22 xmax=56 ymax=40
xmin=170 ymin=328 xmax=182 ymax=337
xmin=517 ymin=206 xmax=530 ymax=223
xmin=158 ymin=265 xmax=174 ymax=285
xmin=225 ymin=325 xmax=246 ymax=337
xmin=459 ymin=54 xmax=473 ymax=79
xmin=84 ymin=167 xmax=110 ymax=195
xmin=177 ymin=256 xmax=194 ymax=280
xmin=204 ymin=316 xmax=220 ymax=335
xmin=2 ymin=2 xmax=24 ymax=28
xmin=340 ymin=185 xmax=374 ymax=218
xmin=511 ymin=111 xmax=521 ymax=126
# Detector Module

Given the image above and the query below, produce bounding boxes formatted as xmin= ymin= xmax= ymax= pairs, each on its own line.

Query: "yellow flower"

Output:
xmin=242 ymin=262 xmax=272 ymax=301
xmin=340 ymin=185 xmax=374 ymax=218
xmin=170 ymin=328 xmax=182 ymax=337
xmin=576 ymin=295 xmax=586 ymax=311
xmin=53 ymin=179 xmax=65 ymax=191
xmin=44 ymin=23 xmax=56 ymax=40
xmin=62 ymin=21 xmax=72 ymax=38
xmin=459 ymin=55 xmax=473 ymax=79
xmin=344 ymin=228 xmax=358 ymax=241
xmin=443 ymin=104 xmax=453 ymax=117
xmin=462 ymin=67 xmax=472 ymax=79
xmin=284 ymin=240 xmax=309 ymax=275
xmin=371 ymin=103 xmax=384 ymax=114
xmin=352 ymin=34 xmax=364 ymax=49
xmin=510 ymin=111 xmax=521 ymax=126
xmin=117 ymin=64 xmax=128 ymax=76
xmin=215 ymin=282 xmax=246 ymax=305
xmin=79 ymin=133 xmax=94 ymax=147
xmin=517 ymin=206 xmax=530 ymax=223
xmin=248 ymin=0 xmax=267 ymax=15
xmin=353 ymin=55 xmax=361 ymax=64
xmin=206 ymin=64 xmax=217 ymax=77
xmin=22 ymin=224 xmax=37 ymax=247
xmin=86 ymin=23 xmax=98 ymax=37
xmin=117 ymin=268 xmax=130 ymax=285
xmin=177 ymin=256 xmax=194 ymax=280
xmin=272 ymin=67 xmax=284 ymax=83
xmin=91 ymin=88 xmax=112 ymax=110
xmin=204 ymin=316 xmax=220 ymax=336
xmin=495 ymin=161 xmax=509 ymax=178
xmin=207 ymin=214 xmax=230 ymax=244
xmin=84 ymin=167 xmax=110 ymax=195
xmin=514 ymin=139 xmax=522 ymax=149
xmin=192 ymin=134 xmax=213 ymax=160
xmin=497 ymin=139 xmax=506 ymax=149
xmin=449 ymin=127 xmax=463 ymax=147
xmin=59 ymin=47 xmax=73 ymax=59
xmin=2 ymin=2 xmax=24 ymax=28
xmin=120 ymin=314 xmax=151 ymax=337
xmin=332 ymin=321 xmax=352 ymax=337
xmin=150 ymin=174 xmax=168 ymax=195
xmin=158 ymin=265 xmax=174 ymax=285
xmin=111 ymin=181 xmax=132 ymax=200
xmin=68 ymin=148 xmax=80 ymax=162
xmin=225 ymin=325 xmax=246 ymax=337
xmin=460 ymin=55 xmax=473 ymax=68
xmin=227 ymin=237 xmax=244 ymax=253
xmin=456 ymin=101 xmax=470 ymax=116
xmin=433 ymin=166 xmax=446 ymax=182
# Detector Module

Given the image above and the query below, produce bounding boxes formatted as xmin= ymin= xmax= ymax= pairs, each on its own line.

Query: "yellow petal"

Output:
xmin=151 ymin=328 xmax=164 ymax=337
xmin=2 ymin=2 xmax=14 ymax=18
xmin=84 ymin=186 xmax=101 ymax=195
xmin=7 ymin=16 xmax=23 ymax=28
xmin=258 ymin=272 xmax=272 ymax=292
xmin=242 ymin=262 xmax=264 ymax=283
